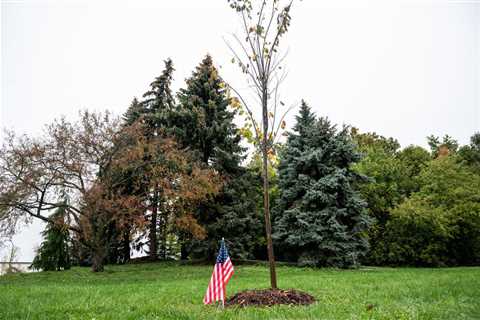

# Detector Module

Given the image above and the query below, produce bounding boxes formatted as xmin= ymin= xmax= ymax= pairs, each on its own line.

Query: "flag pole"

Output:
xmin=221 ymin=237 xmax=225 ymax=309
xmin=205 ymin=237 xmax=233 ymax=309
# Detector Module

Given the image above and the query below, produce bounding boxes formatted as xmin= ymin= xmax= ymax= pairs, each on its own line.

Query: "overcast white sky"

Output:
xmin=1 ymin=0 xmax=479 ymax=261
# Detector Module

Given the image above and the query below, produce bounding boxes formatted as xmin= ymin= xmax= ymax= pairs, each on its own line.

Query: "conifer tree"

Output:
xmin=116 ymin=59 xmax=176 ymax=261
xmin=123 ymin=97 xmax=143 ymax=126
xmin=136 ymin=59 xmax=176 ymax=260
xmin=273 ymin=101 xmax=371 ymax=267
xmin=177 ymin=55 xmax=243 ymax=171
xmin=102 ymin=97 xmax=146 ymax=264
xmin=177 ymin=55 xmax=262 ymax=259
xmin=142 ymin=58 xmax=175 ymax=135
xmin=100 ymin=97 xmax=149 ymax=264
xmin=31 ymin=205 xmax=71 ymax=271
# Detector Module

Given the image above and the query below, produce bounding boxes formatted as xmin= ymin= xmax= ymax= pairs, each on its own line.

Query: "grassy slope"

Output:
xmin=0 ymin=263 xmax=479 ymax=320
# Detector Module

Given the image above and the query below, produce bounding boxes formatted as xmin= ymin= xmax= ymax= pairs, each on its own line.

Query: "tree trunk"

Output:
xmin=180 ymin=242 xmax=188 ymax=260
xmin=91 ymin=246 xmax=106 ymax=272
xmin=159 ymin=210 xmax=168 ymax=260
xmin=149 ymin=189 xmax=158 ymax=261
xmin=262 ymin=87 xmax=278 ymax=289
xmin=122 ymin=227 xmax=131 ymax=263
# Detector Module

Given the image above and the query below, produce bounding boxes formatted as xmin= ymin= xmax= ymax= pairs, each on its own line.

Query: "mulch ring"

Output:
xmin=225 ymin=289 xmax=315 ymax=307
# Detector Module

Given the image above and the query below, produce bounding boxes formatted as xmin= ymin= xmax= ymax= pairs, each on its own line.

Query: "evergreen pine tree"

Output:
xmin=102 ymin=97 xmax=147 ymax=264
xmin=177 ymin=55 xmax=243 ymax=172
xmin=177 ymin=55 xmax=262 ymax=259
xmin=123 ymin=97 xmax=143 ymax=126
xmin=140 ymin=59 xmax=176 ymax=260
xmin=112 ymin=60 xmax=176 ymax=262
xmin=273 ymin=101 xmax=371 ymax=267
xmin=142 ymin=58 xmax=175 ymax=136
xmin=101 ymin=97 xmax=149 ymax=264
xmin=31 ymin=205 xmax=71 ymax=271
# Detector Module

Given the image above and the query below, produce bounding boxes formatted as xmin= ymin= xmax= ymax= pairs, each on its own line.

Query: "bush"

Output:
xmin=448 ymin=203 xmax=480 ymax=265
xmin=381 ymin=157 xmax=480 ymax=266
xmin=383 ymin=200 xmax=452 ymax=266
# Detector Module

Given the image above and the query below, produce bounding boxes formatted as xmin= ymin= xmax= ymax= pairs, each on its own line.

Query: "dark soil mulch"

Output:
xmin=225 ymin=289 xmax=315 ymax=307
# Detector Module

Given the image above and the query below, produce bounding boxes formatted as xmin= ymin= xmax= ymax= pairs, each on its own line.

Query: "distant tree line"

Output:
xmin=1 ymin=55 xmax=479 ymax=271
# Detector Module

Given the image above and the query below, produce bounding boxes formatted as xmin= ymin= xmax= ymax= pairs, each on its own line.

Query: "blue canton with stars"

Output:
xmin=216 ymin=239 xmax=230 ymax=264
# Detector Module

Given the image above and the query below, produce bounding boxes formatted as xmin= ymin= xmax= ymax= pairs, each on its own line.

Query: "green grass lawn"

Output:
xmin=1 ymin=262 xmax=479 ymax=320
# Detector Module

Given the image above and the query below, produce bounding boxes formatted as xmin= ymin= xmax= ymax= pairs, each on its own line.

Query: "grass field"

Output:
xmin=1 ymin=262 xmax=479 ymax=320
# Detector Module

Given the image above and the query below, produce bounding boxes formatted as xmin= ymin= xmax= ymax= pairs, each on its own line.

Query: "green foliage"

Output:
xmin=247 ymin=150 xmax=281 ymax=215
xmin=384 ymin=200 xmax=453 ymax=266
xmin=351 ymin=128 xmax=400 ymax=155
xmin=186 ymin=170 xmax=263 ymax=260
xmin=353 ymin=146 xmax=405 ymax=265
xmin=274 ymin=102 xmax=371 ymax=267
xmin=352 ymin=130 xmax=431 ymax=265
xmin=31 ymin=206 xmax=71 ymax=271
xmin=353 ymin=145 xmax=403 ymax=222
xmin=447 ymin=202 xmax=480 ymax=266
xmin=246 ymin=151 xmax=282 ymax=259
xmin=354 ymin=130 xmax=480 ymax=267
xmin=123 ymin=97 xmax=143 ymax=126
xmin=396 ymin=145 xmax=431 ymax=195
xmin=142 ymin=58 xmax=176 ymax=134
xmin=383 ymin=156 xmax=480 ymax=266
xmin=458 ymin=132 xmax=480 ymax=171
xmin=177 ymin=55 xmax=244 ymax=172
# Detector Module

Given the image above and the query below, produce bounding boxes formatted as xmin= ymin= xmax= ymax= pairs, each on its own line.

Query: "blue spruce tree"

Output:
xmin=273 ymin=101 xmax=371 ymax=267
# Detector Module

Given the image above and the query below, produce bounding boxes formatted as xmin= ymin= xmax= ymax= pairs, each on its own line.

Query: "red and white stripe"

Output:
xmin=203 ymin=257 xmax=234 ymax=305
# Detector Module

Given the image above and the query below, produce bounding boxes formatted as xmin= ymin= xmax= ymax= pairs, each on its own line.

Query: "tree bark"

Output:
xmin=159 ymin=210 xmax=168 ymax=260
xmin=149 ymin=189 xmax=158 ymax=261
xmin=180 ymin=242 xmax=188 ymax=260
xmin=91 ymin=246 xmax=106 ymax=272
xmin=122 ymin=227 xmax=131 ymax=263
xmin=262 ymin=87 xmax=278 ymax=289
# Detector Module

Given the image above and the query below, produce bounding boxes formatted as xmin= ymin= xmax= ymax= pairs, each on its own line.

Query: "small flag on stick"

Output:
xmin=203 ymin=238 xmax=234 ymax=306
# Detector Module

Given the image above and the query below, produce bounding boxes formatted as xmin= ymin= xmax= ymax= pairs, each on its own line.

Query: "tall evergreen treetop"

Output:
xmin=143 ymin=58 xmax=175 ymax=111
xmin=123 ymin=97 xmax=143 ymax=126
xmin=177 ymin=54 xmax=244 ymax=174
xmin=123 ymin=59 xmax=175 ymax=133
xmin=177 ymin=55 xmax=261 ymax=260
xmin=293 ymin=100 xmax=316 ymax=135
xmin=119 ymin=59 xmax=176 ymax=261
xmin=274 ymin=102 xmax=371 ymax=267
xmin=142 ymin=58 xmax=175 ymax=135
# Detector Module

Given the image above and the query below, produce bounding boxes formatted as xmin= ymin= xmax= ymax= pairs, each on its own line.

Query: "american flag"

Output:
xmin=203 ymin=239 xmax=234 ymax=305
